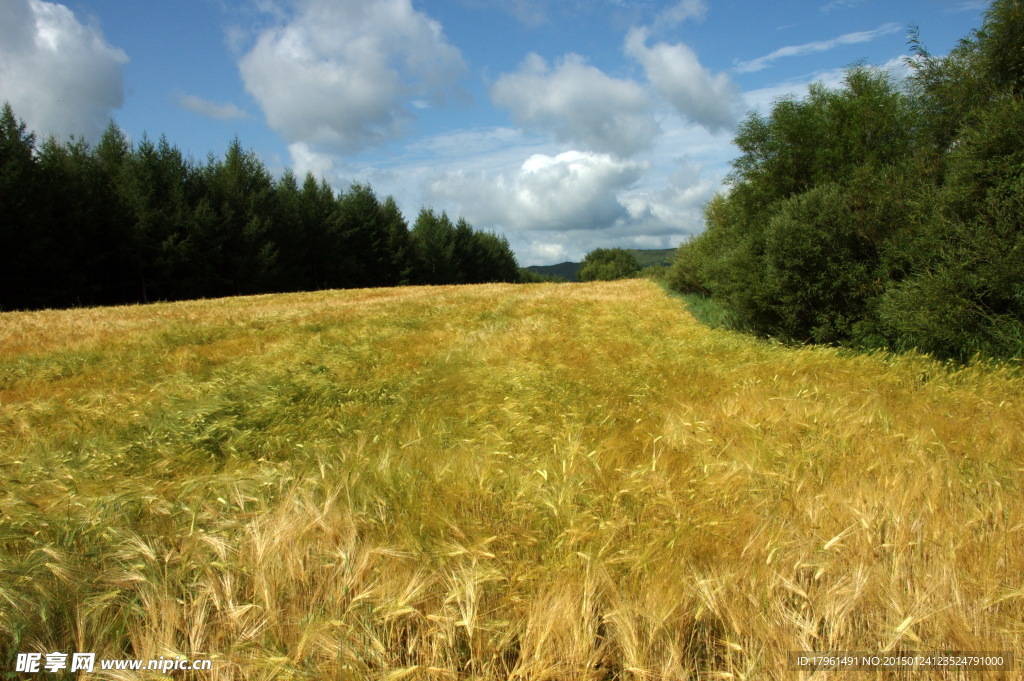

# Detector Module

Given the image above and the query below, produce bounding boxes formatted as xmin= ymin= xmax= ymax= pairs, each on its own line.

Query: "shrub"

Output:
xmin=578 ymin=248 xmax=641 ymax=281
xmin=666 ymin=3 xmax=1024 ymax=362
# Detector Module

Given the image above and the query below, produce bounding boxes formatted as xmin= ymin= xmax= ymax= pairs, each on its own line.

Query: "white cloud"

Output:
xmin=238 ymin=0 xmax=465 ymax=154
xmin=733 ymin=22 xmax=902 ymax=73
xmin=0 ymin=0 xmax=127 ymax=142
xmin=491 ymin=53 xmax=659 ymax=157
xmin=656 ymin=0 xmax=707 ymax=26
xmin=420 ymin=147 xmax=718 ymax=264
xmin=625 ymin=27 xmax=741 ymax=133
xmin=523 ymin=241 xmax=570 ymax=264
xmin=323 ymin=118 xmax=729 ymax=265
xmin=879 ymin=55 xmax=916 ymax=83
xmin=288 ymin=141 xmax=336 ymax=181
xmin=620 ymin=163 xmax=716 ymax=234
xmin=177 ymin=93 xmax=247 ymax=120
xmin=405 ymin=126 xmax=527 ymax=161
xmin=429 ymin=150 xmax=647 ymax=233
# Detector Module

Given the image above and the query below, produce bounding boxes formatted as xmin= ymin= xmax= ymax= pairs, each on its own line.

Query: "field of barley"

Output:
xmin=1 ymin=280 xmax=1022 ymax=680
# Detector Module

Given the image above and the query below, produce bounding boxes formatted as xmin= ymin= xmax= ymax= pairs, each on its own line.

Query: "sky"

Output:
xmin=0 ymin=0 xmax=989 ymax=266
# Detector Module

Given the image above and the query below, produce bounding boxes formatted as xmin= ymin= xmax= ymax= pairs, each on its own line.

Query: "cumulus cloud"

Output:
xmin=430 ymin=150 xmax=647 ymax=233
xmin=345 ymin=118 xmax=730 ymax=265
xmin=0 ymin=0 xmax=127 ymax=142
xmin=620 ymin=163 xmax=716 ymax=235
xmin=491 ymin=53 xmax=659 ymax=157
xmin=347 ymin=113 xmax=736 ymax=265
xmin=522 ymin=241 xmax=571 ymax=264
xmin=238 ymin=0 xmax=465 ymax=154
xmin=288 ymin=141 xmax=336 ymax=181
xmin=177 ymin=93 xmax=247 ymax=120
xmin=733 ymin=23 xmax=901 ymax=73
xmin=624 ymin=27 xmax=741 ymax=133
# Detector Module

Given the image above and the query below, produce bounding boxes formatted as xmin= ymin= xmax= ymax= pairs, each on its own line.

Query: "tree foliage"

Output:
xmin=0 ymin=110 xmax=522 ymax=311
xmin=578 ymin=248 xmax=641 ymax=282
xmin=669 ymin=0 xmax=1024 ymax=362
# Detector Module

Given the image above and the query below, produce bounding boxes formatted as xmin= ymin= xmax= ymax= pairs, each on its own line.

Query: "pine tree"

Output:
xmin=475 ymin=231 xmax=520 ymax=283
xmin=452 ymin=217 xmax=478 ymax=284
xmin=411 ymin=208 xmax=456 ymax=285
xmin=299 ymin=173 xmax=341 ymax=290
xmin=93 ymin=121 xmax=138 ymax=304
xmin=336 ymin=183 xmax=385 ymax=287
xmin=0 ymin=103 xmax=37 ymax=310
xmin=34 ymin=134 xmax=101 ymax=307
xmin=198 ymin=138 xmax=279 ymax=295
xmin=379 ymin=196 xmax=414 ymax=286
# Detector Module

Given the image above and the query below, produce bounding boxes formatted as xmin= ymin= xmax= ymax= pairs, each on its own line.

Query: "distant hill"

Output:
xmin=525 ymin=248 xmax=676 ymax=282
xmin=525 ymin=261 xmax=583 ymax=281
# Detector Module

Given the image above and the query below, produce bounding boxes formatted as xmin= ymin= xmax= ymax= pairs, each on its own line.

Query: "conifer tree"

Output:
xmin=379 ymin=196 xmax=415 ymax=286
xmin=0 ymin=103 xmax=37 ymax=310
xmin=411 ymin=208 xmax=456 ymax=285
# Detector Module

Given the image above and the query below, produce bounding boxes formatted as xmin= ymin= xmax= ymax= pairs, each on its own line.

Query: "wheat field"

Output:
xmin=1 ymin=280 xmax=1022 ymax=680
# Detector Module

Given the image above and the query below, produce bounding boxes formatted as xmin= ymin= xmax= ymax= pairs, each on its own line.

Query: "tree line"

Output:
xmin=0 ymin=111 xmax=521 ymax=311
xmin=668 ymin=0 xmax=1023 ymax=363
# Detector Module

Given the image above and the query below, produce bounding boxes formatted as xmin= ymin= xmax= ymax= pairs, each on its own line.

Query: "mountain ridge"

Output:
xmin=524 ymin=247 xmax=676 ymax=281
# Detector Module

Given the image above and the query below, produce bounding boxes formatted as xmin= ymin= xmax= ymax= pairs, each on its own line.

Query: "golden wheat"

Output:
xmin=1 ymin=280 xmax=1021 ymax=679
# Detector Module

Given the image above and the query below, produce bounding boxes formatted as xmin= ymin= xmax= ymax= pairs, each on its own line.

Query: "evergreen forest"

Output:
xmin=0 ymin=114 xmax=521 ymax=311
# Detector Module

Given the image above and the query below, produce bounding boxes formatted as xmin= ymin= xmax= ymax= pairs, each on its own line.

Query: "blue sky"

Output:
xmin=1 ymin=0 xmax=987 ymax=265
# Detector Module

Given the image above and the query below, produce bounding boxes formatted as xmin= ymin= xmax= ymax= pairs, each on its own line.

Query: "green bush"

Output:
xmin=518 ymin=268 xmax=566 ymax=283
xmin=638 ymin=264 xmax=668 ymax=282
xmin=760 ymin=184 xmax=876 ymax=343
xmin=578 ymin=248 xmax=641 ymax=281
xmin=667 ymin=0 xmax=1024 ymax=363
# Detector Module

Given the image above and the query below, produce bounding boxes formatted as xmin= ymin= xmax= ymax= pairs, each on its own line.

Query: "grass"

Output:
xmin=1 ymin=280 xmax=1022 ymax=679
xmin=674 ymin=292 xmax=749 ymax=333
